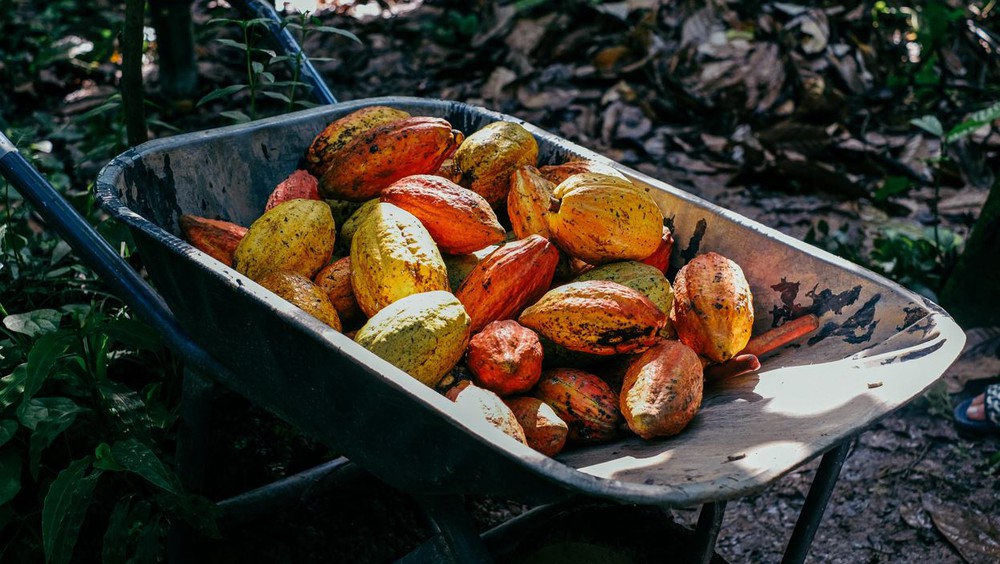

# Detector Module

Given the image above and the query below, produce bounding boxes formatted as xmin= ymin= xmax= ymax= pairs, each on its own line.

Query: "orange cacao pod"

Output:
xmin=534 ymin=368 xmax=621 ymax=443
xmin=518 ymin=280 xmax=666 ymax=356
xmin=548 ymin=173 xmax=663 ymax=264
xmin=179 ymin=214 xmax=247 ymax=266
xmin=639 ymin=226 xmax=675 ymax=274
xmin=313 ymin=256 xmax=363 ymax=326
xmin=455 ymin=235 xmax=560 ymax=333
xmin=305 ymin=105 xmax=411 ymax=173
xmin=467 ymin=320 xmax=544 ymax=396
xmin=671 ymin=252 xmax=754 ymax=363
xmin=507 ymin=166 xmax=555 ymax=240
xmin=381 ymin=175 xmax=505 ymax=255
xmin=256 ymin=271 xmax=342 ymax=331
xmin=504 ymin=397 xmax=568 ymax=456
xmin=318 ymin=117 xmax=463 ymax=201
xmin=621 ymin=340 xmax=703 ymax=439
xmin=265 ymin=169 xmax=320 ymax=211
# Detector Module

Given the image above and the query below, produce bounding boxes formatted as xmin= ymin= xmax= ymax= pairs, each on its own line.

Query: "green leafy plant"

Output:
xmin=198 ymin=14 xmax=359 ymax=123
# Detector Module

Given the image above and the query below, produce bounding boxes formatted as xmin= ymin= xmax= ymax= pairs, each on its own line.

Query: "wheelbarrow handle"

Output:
xmin=231 ymin=0 xmax=338 ymax=106
xmin=0 ymin=133 xmax=231 ymax=378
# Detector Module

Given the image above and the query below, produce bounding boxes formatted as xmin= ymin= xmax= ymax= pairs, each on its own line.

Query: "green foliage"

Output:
xmin=199 ymin=14 xmax=359 ymax=123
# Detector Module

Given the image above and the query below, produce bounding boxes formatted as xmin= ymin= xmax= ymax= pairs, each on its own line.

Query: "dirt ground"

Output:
xmin=181 ymin=3 xmax=1000 ymax=562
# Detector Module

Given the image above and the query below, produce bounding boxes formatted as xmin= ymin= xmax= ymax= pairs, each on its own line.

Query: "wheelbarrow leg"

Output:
xmin=398 ymin=495 xmax=492 ymax=563
xmin=691 ymin=500 xmax=727 ymax=564
xmin=781 ymin=440 xmax=852 ymax=564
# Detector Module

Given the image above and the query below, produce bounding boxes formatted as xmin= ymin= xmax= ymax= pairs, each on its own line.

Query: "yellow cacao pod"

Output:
xmin=507 ymin=166 xmax=555 ymax=240
xmin=548 ymin=173 xmax=663 ymax=265
xmin=350 ymin=202 xmax=449 ymax=317
xmin=305 ymin=105 xmax=411 ymax=173
xmin=671 ymin=252 xmax=754 ymax=363
xmin=454 ymin=121 xmax=539 ymax=208
xmin=233 ymin=199 xmax=335 ymax=282
xmin=257 ymin=270 xmax=342 ymax=332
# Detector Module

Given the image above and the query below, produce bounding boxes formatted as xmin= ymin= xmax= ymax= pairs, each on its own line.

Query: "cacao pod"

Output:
xmin=313 ymin=256 xmax=363 ymax=326
xmin=507 ymin=166 xmax=555 ymax=240
xmin=620 ymin=340 xmax=703 ymax=439
xmin=179 ymin=214 xmax=247 ymax=266
xmin=504 ymin=397 xmax=568 ymax=456
xmin=265 ymin=169 xmax=319 ymax=211
xmin=447 ymin=381 xmax=527 ymax=444
xmin=257 ymin=271 xmax=342 ymax=331
xmin=671 ymin=252 xmax=754 ymax=363
xmin=454 ymin=121 xmax=539 ymax=207
xmin=538 ymin=159 xmax=627 ymax=185
xmin=466 ymin=320 xmax=544 ymax=396
xmin=233 ymin=199 xmax=335 ymax=282
xmin=306 ymin=105 xmax=411 ymax=173
xmin=534 ymin=368 xmax=621 ymax=443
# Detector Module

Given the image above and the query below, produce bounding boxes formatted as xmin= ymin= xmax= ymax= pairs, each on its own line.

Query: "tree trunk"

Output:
xmin=150 ymin=0 xmax=198 ymax=101
xmin=940 ymin=179 xmax=1000 ymax=328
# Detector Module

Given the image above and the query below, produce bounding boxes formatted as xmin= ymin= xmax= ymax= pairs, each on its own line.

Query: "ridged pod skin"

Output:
xmin=354 ymin=291 xmax=471 ymax=387
xmin=621 ymin=340 xmax=703 ymax=439
xmin=455 ymin=235 xmax=560 ymax=333
xmin=454 ymin=121 xmax=539 ymax=208
xmin=446 ymin=381 xmax=527 ymax=444
xmin=233 ymin=199 xmax=335 ymax=282
xmin=305 ymin=106 xmax=411 ymax=173
xmin=671 ymin=252 xmax=754 ymax=363
xmin=350 ymin=203 xmax=449 ymax=317
xmin=179 ymin=214 xmax=247 ymax=266
xmin=466 ymin=320 xmax=544 ymax=396
xmin=549 ymin=173 xmax=664 ymax=265
xmin=534 ymin=368 xmax=621 ymax=443
xmin=442 ymin=245 xmax=499 ymax=292
xmin=265 ymin=170 xmax=319 ymax=211
xmin=319 ymin=117 xmax=463 ymax=201
xmin=503 ymin=397 xmax=568 ymax=456
xmin=640 ymin=226 xmax=675 ymax=274
xmin=518 ymin=280 xmax=666 ymax=356
xmin=538 ymin=160 xmax=627 ymax=185
xmin=380 ymin=175 xmax=505 ymax=254
xmin=574 ymin=260 xmax=675 ymax=337
xmin=507 ymin=166 xmax=555 ymax=240
xmin=256 ymin=271 xmax=343 ymax=331
xmin=338 ymin=199 xmax=379 ymax=253
xmin=313 ymin=256 xmax=362 ymax=327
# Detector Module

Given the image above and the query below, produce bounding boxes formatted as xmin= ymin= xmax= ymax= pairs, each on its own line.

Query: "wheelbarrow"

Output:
xmin=0 ymin=1 xmax=966 ymax=561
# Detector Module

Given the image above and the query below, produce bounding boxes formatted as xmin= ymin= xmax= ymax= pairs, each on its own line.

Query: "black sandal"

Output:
xmin=954 ymin=382 xmax=1000 ymax=435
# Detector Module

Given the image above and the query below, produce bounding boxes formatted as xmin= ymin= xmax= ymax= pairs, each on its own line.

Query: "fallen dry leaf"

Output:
xmin=923 ymin=496 xmax=1000 ymax=564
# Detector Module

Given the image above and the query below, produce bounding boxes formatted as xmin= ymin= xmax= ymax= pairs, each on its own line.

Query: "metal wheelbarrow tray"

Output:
xmin=94 ymin=96 xmax=965 ymax=507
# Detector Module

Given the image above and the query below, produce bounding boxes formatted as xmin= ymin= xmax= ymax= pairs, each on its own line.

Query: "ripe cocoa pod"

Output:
xmin=548 ymin=173 xmax=663 ymax=265
xmin=466 ymin=320 xmax=544 ymax=396
xmin=381 ymin=175 xmax=505 ymax=255
xmin=507 ymin=166 xmax=555 ymax=240
xmin=447 ymin=381 xmax=527 ymax=444
xmin=504 ymin=397 xmax=568 ymax=456
xmin=319 ymin=117 xmax=463 ymax=201
xmin=519 ymin=280 xmax=666 ymax=355
xmin=534 ymin=368 xmax=621 ymax=443
xmin=620 ymin=340 xmax=703 ymax=439
xmin=454 ymin=121 xmax=539 ymax=207
xmin=265 ymin=169 xmax=320 ymax=211
xmin=574 ymin=260 xmax=674 ymax=337
xmin=350 ymin=203 xmax=449 ymax=317
xmin=256 ymin=271 xmax=343 ymax=331
xmin=354 ymin=291 xmax=470 ymax=387
xmin=538 ymin=159 xmax=627 ymax=185
xmin=306 ymin=105 xmax=411 ymax=173
xmin=442 ymin=245 xmax=499 ymax=292
xmin=434 ymin=158 xmax=462 ymax=183
xmin=313 ymin=256 xmax=362 ymax=326
xmin=639 ymin=226 xmax=675 ymax=274
xmin=455 ymin=235 xmax=560 ymax=333
xmin=179 ymin=214 xmax=247 ymax=266
xmin=233 ymin=199 xmax=335 ymax=282
xmin=338 ymin=198 xmax=379 ymax=253
xmin=671 ymin=252 xmax=754 ymax=363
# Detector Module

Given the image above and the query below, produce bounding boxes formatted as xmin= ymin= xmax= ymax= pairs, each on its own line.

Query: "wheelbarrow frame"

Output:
xmin=0 ymin=1 xmax=966 ymax=561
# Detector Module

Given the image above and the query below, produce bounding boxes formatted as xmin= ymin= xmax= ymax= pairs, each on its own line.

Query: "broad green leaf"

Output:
xmin=49 ymin=240 xmax=72 ymax=266
xmin=0 ymin=365 xmax=27 ymax=410
xmin=97 ymin=382 xmax=151 ymax=442
xmin=111 ymin=439 xmax=182 ymax=495
xmin=26 ymin=398 xmax=86 ymax=479
xmin=92 ymin=318 xmax=162 ymax=351
xmin=101 ymin=497 xmax=134 ymax=564
xmin=219 ymin=110 xmax=251 ymax=124
xmin=873 ymin=176 xmax=913 ymax=202
xmin=910 ymin=115 xmax=943 ymax=137
xmin=19 ymin=397 xmax=85 ymax=431
xmin=945 ymin=101 xmax=1000 ymax=143
xmin=259 ymin=71 xmax=275 ymax=85
xmin=967 ymin=100 xmax=1000 ymax=125
xmin=0 ymin=450 xmax=21 ymax=505
xmin=130 ymin=513 xmax=164 ymax=564
xmin=20 ymin=333 xmax=72 ymax=411
xmin=213 ymin=38 xmax=248 ymax=51
xmin=0 ymin=420 xmax=17 ymax=448
xmin=3 ymin=309 xmax=63 ymax=337
xmin=251 ymin=61 xmax=264 ymax=75
xmin=196 ymin=85 xmax=248 ymax=108
xmin=42 ymin=456 xmax=101 ymax=564
xmin=94 ymin=443 xmax=125 ymax=471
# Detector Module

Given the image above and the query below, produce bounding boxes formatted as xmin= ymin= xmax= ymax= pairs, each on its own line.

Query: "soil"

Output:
xmin=4 ymin=1 xmax=999 ymax=562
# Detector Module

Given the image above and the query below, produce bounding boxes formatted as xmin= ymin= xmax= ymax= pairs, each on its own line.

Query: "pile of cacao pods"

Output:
xmin=180 ymin=106 xmax=770 ymax=457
